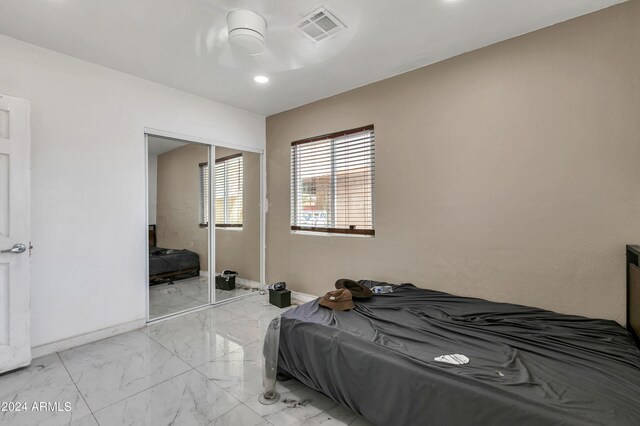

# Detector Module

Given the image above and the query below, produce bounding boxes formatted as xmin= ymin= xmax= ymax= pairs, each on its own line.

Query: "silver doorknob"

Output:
xmin=1 ymin=243 xmax=26 ymax=254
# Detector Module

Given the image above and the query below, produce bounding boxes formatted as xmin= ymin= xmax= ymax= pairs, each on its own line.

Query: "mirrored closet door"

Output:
xmin=147 ymin=136 xmax=211 ymax=320
xmin=212 ymin=148 xmax=261 ymax=303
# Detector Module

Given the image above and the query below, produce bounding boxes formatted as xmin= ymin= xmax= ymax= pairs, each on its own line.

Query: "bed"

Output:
xmin=148 ymin=225 xmax=200 ymax=284
xmin=277 ymin=280 xmax=640 ymax=426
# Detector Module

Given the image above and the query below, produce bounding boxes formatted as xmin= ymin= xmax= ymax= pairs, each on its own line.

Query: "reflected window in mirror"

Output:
xmin=199 ymin=153 xmax=243 ymax=228
xmin=199 ymin=161 xmax=209 ymax=226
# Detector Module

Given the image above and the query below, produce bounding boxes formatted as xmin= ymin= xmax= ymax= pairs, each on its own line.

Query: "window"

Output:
xmin=199 ymin=153 xmax=243 ymax=227
xmin=291 ymin=125 xmax=375 ymax=235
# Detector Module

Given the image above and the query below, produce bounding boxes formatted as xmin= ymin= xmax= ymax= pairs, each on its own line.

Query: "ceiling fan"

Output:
xmin=193 ymin=3 xmax=356 ymax=73
xmin=227 ymin=9 xmax=268 ymax=55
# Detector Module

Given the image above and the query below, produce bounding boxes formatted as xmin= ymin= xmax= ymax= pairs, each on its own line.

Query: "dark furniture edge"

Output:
xmin=625 ymin=245 xmax=640 ymax=347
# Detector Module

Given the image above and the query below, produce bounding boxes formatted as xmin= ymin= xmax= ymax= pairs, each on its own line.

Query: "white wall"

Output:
xmin=0 ymin=34 xmax=265 ymax=348
xmin=148 ymin=154 xmax=157 ymax=225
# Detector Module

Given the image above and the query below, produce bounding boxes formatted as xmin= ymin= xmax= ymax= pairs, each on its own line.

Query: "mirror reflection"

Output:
xmin=213 ymin=148 xmax=261 ymax=302
xmin=147 ymin=136 xmax=210 ymax=319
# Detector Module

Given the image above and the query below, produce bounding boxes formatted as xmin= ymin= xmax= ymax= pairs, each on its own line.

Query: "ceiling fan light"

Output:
xmin=227 ymin=9 xmax=267 ymax=55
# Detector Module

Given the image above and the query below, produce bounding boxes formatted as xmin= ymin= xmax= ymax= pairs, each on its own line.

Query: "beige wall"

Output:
xmin=266 ymin=0 xmax=640 ymax=323
xmin=156 ymin=143 xmax=209 ymax=270
xmin=215 ymin=147 xmax=261 ymax=283
xmin=155 ymin=144 xmax=261 ymax=281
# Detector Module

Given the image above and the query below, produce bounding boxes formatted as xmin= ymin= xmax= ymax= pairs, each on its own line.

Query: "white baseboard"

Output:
xmin=200 ymin=270 xmax=209 ymax=277
xmin=212 ymin=273 xmax=312 ymax=300
xmin=212 ymin=274 xmax=315 ymax=304
xmin=31 ymin=318 xmax=147 ymax=358
xmin=291 ymin=290 xmax=317 ymax=304
xmin=236 ymin=277 xmax=261 ymax=289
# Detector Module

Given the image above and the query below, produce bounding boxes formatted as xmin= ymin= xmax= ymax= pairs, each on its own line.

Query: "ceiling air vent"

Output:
xmin=296 ymin=7 xmax=346 ymax=42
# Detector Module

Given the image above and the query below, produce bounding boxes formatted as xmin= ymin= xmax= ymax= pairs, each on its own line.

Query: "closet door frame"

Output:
xmin=144 ymin=128 xmax=265 ymax=323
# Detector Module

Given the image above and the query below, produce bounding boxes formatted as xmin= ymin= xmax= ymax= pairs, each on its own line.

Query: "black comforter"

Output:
xmin=148 ymin=247 xmax=200 ymax=277
xmin=278 ymin=282 xmax=640 ymax=426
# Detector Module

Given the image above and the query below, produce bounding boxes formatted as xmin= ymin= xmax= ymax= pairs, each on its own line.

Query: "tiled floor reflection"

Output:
xmin=148 ymin=276 xmax=210 ymax=319
xmin=149 ymin=275 xmax=256 ymax=319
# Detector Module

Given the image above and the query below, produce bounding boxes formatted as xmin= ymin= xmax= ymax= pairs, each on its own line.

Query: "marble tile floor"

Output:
xmin=215 ymin=282 xmax=256 ymax=303
xmin=149 ymin=275 xmax=256 ymax=319
xmin=149 ymin=276 xmax=209 ymax=319
xmin=0 ymin=293 xmax=374 ymax=426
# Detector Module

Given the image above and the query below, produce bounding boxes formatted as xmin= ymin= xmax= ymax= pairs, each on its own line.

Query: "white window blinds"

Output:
xmin=199 ymin=154 xmax=243 ymax=227
xmin=291 ymin=125 xmax=375 ymax=235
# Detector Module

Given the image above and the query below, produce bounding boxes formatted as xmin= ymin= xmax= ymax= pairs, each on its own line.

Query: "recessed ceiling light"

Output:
xmin=254 ymin=75 xmax=269 ymax=84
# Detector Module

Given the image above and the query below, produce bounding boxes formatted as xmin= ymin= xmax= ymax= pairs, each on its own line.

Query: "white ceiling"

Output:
xmin=0 ymin=0 xmax=625 ymax=116
xmin=147 ymin=136 xmax=189 ymax=156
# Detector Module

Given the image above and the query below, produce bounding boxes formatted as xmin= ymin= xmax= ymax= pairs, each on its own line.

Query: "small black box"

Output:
xmin=216 ymin=275 xmax=236 ymax=290
xmin=269 ymin=289 xmax=291 ymax=308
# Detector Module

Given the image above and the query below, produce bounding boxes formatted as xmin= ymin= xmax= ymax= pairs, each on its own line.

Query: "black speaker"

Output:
xmin=216 ymin=274 xmax=236 ymax=290
xmin=269 ymin=289 xmax=291 ymax=308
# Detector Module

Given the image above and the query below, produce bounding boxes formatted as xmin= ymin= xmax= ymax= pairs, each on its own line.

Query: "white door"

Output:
xmin=0 ymin=94 xmax=31 ymax=373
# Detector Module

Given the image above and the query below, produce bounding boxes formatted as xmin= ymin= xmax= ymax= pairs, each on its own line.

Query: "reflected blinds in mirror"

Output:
xmin=214 ymin=153 xmax=243 ymax=227
xmin=199 ymin=154 xmax=243 ymax=227
xmin=199 ymin=161 xmax=209 ymax=226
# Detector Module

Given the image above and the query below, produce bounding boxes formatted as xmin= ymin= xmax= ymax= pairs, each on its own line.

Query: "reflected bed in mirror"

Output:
xmin=147 ymin=136 xmax=211 ymax=319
